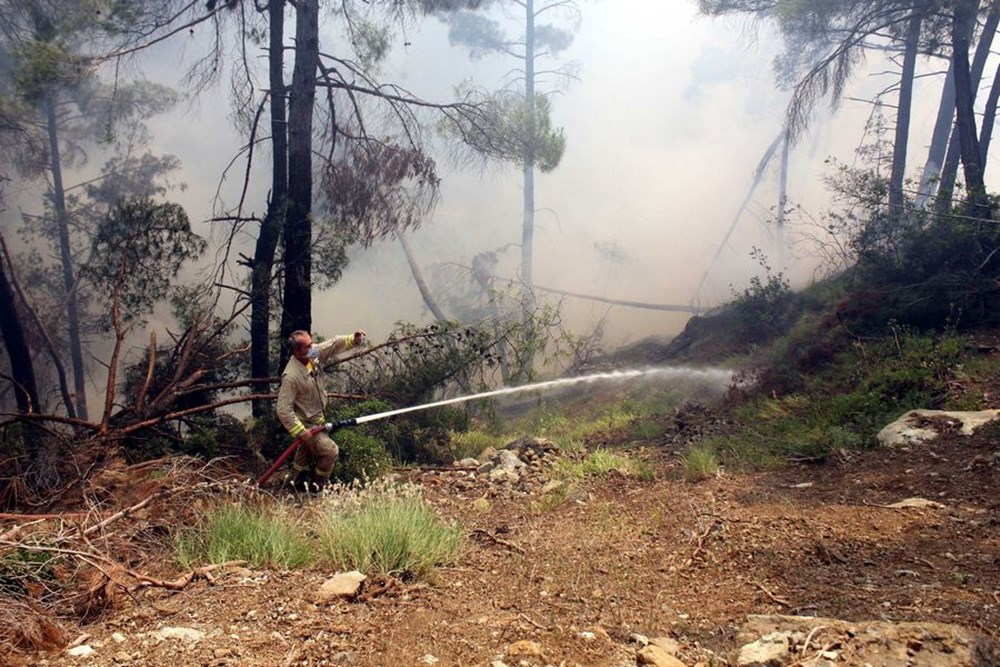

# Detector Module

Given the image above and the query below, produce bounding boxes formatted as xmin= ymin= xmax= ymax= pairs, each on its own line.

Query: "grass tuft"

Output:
xmin=174 ymin=503 xmax=314 ymax=569
xmin=317 ymin=491 xmax=461 ymax=581
xmin=556 ymin=449 xmax=651 ymax=480
xmin=684 ymin=445 xmax=720 ymax=482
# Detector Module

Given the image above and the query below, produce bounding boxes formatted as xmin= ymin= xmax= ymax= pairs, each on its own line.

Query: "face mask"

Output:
xmin=307 ymin=344 xmax=320 ymax=361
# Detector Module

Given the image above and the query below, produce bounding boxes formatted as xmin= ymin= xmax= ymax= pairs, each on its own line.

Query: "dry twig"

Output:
xmin=753 ymin=580 xmax=792 ymax=607
xmin=470 ymin=528 xmax=526 ymax=555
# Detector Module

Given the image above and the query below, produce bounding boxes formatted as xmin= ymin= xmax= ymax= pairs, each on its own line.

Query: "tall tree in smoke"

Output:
xmin=437 ymin=0 xmax=573 ymax=378
xmin=699 ymin=0 xmax=998 ymax=221
xmin=0 ymin=0 xmax=181 ymax=419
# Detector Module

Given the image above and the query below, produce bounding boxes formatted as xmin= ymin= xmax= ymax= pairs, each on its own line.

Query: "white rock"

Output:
xmin=111 ymin=632 xmax=127 ymax=643
xmin=887 ymin=497 xmax=945 ymax=509
xmin=877 ymin=409 xmax=1000 ymax=447
xmin=419 ymin=655 xmax=439 ymax=665
xmin=66 ymin=645 xmax=95 ymax=657
xmin=737 ymin=631 xmax=792 ymax=667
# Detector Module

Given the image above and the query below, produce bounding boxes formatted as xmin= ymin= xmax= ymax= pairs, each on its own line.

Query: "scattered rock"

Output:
xmin=418 ymin=655 xmax=439 ymax=665
xmin=151 ymin=627 xmax=205 ymax=644
xmin=315 ymin=571 xmax=366 ymax=603
xmin=649 ymin=636 xmax=681 ymax=655
xmin=886 ymin=497 xmax=945 ymax=509
xmin=111 ymin=632 xmax=126 ymax=643
xmin=734 ymin=615 xmax=996 ymax=667
xmin=630 ymin=633 xmax=650 ymax=646
xmin=66 ymin=644 xmax=95 ymax=657
xmin=455 ymin=458 xmax=480 ymax=467
xmin=736 ymin=631 xmax=793 ymax=666
xmin=506 ymin=639 xmax=545 ymax=659
xmin=637 ymin=644 xmax=687 ymax=667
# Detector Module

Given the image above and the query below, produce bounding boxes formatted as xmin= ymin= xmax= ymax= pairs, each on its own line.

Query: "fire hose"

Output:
xmin=256 ymin=418 xmax=357 ymax=486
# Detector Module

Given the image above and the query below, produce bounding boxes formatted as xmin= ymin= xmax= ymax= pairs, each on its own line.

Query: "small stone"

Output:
xmin=111 ymin=632 xmax=127 ymax=643
xmin=315 ymin=571 xmax=366 ymax=603
xmin=630 ymin=633 xmax=650 ymax=646
xmin=419 ymin=655 xmax=439 ymax=665
xmin=506 ymin=640 xmax=544 ymax=658
xmin=66 ymin=645 xmax=95 ymax=657
xmin=650 ymin=636 xmax=681 ymax=655
xmin=152 ymin=627 xmax=205 ymax=644
xmin=637 ymin=645 xmax=686 ymax=667
xmin=472 ymin=497 xmax=491 ymax=512
xmin=113 ymin=651 xmax=131 ymax=663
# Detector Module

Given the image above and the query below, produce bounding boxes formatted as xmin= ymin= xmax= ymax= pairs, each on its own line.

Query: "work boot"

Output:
xmin=310 ymin=475 xmax=330 ymax=494
xmin=288 ymin=469 xmax=312 ymax=493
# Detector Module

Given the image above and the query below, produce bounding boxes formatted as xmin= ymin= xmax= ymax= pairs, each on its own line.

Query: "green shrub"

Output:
xmin=331 ymin=430 xmax=392 ymax=485
xmin=684 ymin=445 xmax=719 ymax=482
xmin=318 ymin=494 xmax=461 ymax=580
xmin=174 ymin=503 xmax=314 ymax=569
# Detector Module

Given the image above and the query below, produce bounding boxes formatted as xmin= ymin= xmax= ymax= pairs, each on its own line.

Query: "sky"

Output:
xmin=129 ymin=0 xmax=966 ymax=351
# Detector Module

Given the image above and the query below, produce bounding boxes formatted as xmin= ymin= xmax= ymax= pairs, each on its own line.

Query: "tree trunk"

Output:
xmin=280 ymin=0 xmax=318 ymax=341
xmin=775 ymin=128 xmax=790 ymax=268
xmin=398 ymin=232 xmax=448 ymax=321
xmin=951 ymin=0 xmax=991 ymax=218
xmin=888 ymin=8 xmax=922 ymax=219
xmin=44 ymin=93 xmax=86 ymax=420
xmin=935 ymin=2 xmax=999 ymax=216
xmin=916 ymin=60 xmax=954 ymax=208
xmin=519 ymin=0 xmax=537 ymax=381
xmin=250 ymin=0 xmax=287 ymax=416
xmin=0 ymin=252 xmax=39 ymax=414
xmin=978 ymin=62 xmax=1000 ymax=173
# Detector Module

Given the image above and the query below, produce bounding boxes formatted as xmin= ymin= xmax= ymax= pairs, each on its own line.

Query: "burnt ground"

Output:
xmin=16 ymin=418 xmax=1000 ymax=667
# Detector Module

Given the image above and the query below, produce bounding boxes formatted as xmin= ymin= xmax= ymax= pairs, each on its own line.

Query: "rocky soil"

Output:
xmin=16 ymin=410 xmax=1000 ymax=667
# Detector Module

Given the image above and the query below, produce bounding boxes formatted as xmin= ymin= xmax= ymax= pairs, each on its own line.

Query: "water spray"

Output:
xmin=257 ymin=366 xmax=734 ymax=486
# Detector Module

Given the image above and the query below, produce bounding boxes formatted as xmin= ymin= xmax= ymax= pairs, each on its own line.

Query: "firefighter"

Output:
xmin=276 ymin=328 xmax=366 ymax=492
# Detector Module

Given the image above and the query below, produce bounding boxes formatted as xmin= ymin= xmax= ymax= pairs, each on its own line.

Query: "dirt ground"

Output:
xmin=17 ymin=418 xmax=999 ymax=667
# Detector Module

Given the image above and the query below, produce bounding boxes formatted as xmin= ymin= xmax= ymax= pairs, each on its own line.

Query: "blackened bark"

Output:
xmin=952 ymin=0 xmax=992 ymax=218
xmin=0 ymin=255 xmax=38 ymax=413
xmin=280 ymin=0 xmax=318 ymax=341
xmin=44 ymin=94 xmax=86 ymax=420
xmin=250 ymin=0 xmax=288 ymax=416
xmin=936 ymin=3 xmax=998 ymax=216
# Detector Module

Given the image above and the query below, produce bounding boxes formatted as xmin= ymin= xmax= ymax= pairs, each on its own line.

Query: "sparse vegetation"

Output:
xmin=684 ymin=445 xmax=720 ymax=481
xmin=317 ymin=485 xmax=461 ymax=580
xmin=556 ymin=449 xmax=652 ymax=480
xmin=174 ymin=503 xmax=314 ymax=570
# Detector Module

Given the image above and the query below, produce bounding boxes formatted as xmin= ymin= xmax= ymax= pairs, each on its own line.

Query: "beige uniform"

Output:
xmin=276 ymin=335 xmax=356 ymax=477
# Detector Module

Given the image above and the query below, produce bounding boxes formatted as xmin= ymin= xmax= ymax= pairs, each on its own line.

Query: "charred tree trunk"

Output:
xmin=44 ymin=93 xmax=86 ymax=420
xmin=888 ymin=8 xmax=922 ymax=218
xmin=250 ymin=0 xmax=288 ymax=416
xmin=935 ymin=3 xmax=998 ymax=216
xmin=0 ymin=252 xmax=38 ymax=413
xmin=280 ymin=0 xmax=318 ymax=342
xmin=951 ymin=0 xmax=992 ymax=218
